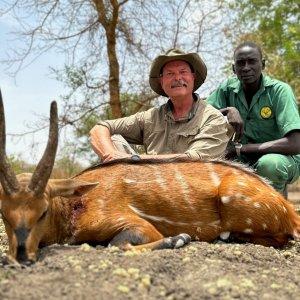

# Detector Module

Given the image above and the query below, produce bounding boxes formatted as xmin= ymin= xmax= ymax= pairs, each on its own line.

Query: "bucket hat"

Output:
xmin=149 ymin=48 xmax=207 ymax=97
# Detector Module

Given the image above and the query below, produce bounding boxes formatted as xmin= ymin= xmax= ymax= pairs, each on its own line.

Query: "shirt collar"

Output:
xmin=228 ymin=74 xmax=274 ymax=95
xmin=165 ymin=93 xmax=199 ymax=122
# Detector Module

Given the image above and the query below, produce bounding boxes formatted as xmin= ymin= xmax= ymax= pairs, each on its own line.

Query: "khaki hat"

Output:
xmin=149 ymin=48 xmax=207 ymax=97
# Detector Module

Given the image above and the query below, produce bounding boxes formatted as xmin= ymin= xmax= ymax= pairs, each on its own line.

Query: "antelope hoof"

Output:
xmin=164 ymin=233 xmax=191 ymax=249
xmin=1 ymin=255 xmax=34 ymax=268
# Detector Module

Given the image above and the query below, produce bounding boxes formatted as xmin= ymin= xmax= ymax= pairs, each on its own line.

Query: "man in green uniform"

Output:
xmin=90 ymin=48 xmax=231 ymax=162
xmin=206 ymin=41 xmax=300 ymax=196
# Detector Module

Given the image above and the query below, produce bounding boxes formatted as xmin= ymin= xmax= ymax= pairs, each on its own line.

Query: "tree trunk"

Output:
xmin=93 ymin=0 xmax=123 ymax=118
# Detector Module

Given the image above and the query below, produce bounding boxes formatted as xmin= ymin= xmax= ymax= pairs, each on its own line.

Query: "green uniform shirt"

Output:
xmin=98 ymin=94 xmax=230 ymax=159
xmin=206 ymin=74 xmax=300 ymax=164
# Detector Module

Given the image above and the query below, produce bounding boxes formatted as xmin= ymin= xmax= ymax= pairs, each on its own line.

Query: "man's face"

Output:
xmin=233 ymin=46 xmax=265 ymax=86
xmin=159 ymin=60 xmax=195 ymax=98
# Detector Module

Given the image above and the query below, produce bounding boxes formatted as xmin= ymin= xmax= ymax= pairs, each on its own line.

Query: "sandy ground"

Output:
xmin=0 ymin=188 xmax=299 ymax=300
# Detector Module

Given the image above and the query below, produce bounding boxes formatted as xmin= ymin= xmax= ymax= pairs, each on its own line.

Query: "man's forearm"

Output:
xmin=241 ymin=135 xmax=300 ymax=156
xmin=89 ymin=125 xmax=116 ymax=159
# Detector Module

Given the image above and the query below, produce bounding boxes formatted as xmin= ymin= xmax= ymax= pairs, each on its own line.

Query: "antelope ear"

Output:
xmin=48 ymin=179 xmax=98 ymax=198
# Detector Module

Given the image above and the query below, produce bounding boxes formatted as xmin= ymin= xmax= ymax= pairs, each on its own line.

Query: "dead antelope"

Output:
xmin=0 ymin=91 xmax=300 ymax=266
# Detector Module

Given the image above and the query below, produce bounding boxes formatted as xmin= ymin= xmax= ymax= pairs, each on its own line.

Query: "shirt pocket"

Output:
xmin=176 ymin=127 xmax=200 ymax=148
xmin=177 ymin=127 xmax=199 ymax=137
xmin=143 ymin=126 xmax=167 ymax=151
xmin=251 ymin=114 xmax=276 ymax=129
xmin=245 ymin=115 xmax=277 ymax=142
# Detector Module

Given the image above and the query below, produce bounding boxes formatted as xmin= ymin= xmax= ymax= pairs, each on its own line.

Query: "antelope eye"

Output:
xmin=38 ymin=210 xmax=48 ymax=222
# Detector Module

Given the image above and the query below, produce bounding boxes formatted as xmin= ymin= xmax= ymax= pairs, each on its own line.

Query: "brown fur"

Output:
xmin=1 ymin=159 xmax=300 ymax=264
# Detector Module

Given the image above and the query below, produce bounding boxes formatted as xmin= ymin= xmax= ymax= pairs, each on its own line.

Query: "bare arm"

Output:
xmin=89 ymin=125 xmax=132 ymax=162
xmin=227 ymin=130 xmax=300 ymax=158
xmin=90 ymin=125 xmax=189 ymax=162
xmin=241 ymin=130 xmax=300 ymax=156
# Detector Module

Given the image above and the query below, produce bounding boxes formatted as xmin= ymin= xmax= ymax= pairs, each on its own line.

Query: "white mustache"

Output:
xmin=171 ymin=80 xmax=187 ymax=88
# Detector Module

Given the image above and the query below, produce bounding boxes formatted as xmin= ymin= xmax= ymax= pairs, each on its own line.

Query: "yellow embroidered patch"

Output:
xmin=260 ymin=106 xmax=272 ymax=119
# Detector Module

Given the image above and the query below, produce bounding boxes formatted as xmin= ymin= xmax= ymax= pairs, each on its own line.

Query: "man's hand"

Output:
xmin=221 ymin=107 xmax=244 ymax=142
xmin=102 ymin=151 xmax=132 ymax=163
xmin=225 ymin=143 xmax=237 ymax=159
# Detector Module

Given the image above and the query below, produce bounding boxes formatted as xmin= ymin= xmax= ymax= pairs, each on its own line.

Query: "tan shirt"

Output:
xmin=98 ymin=94 xmax=230 ymax=159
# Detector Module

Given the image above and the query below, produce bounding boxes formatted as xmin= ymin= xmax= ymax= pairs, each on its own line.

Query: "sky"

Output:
xmin=0 ymin=14 xmax=66 ymax=164
xmin=0 ymin=2 xmax=230 ymax=166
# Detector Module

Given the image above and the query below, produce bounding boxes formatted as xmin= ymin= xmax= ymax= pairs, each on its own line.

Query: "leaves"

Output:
xmin=228 ymin=0 xmax=300 ymax=96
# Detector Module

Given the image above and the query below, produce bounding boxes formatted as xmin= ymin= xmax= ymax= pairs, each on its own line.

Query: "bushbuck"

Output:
xmin=0 ymin=91 xmax=300 ymax=266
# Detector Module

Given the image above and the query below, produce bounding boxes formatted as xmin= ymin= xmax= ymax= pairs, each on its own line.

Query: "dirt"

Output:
xmin=0 ymin=191 xmax=300 ymax=300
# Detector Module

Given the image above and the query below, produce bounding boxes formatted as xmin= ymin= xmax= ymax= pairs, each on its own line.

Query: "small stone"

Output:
xmin=182 ymin=256 xmax=191 ymax=262
xmin=80 ymin=243 xmax=91 ymax=252
xmin=117 ymin=285 xmax=130 ymax=293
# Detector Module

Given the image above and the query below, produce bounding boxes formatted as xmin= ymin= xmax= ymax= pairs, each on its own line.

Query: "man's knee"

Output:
xmin=255 ymin=154 xmax=300 ymax=181
xmin=254 ymin=155 xmax=287 ymax=195
xmin=254 ymin=154 xmax=289 ymax=183
xmin=111 ymin=134 xmax=137 ymax=155
xmin=253 ymin=154 xmax=300 ymax=196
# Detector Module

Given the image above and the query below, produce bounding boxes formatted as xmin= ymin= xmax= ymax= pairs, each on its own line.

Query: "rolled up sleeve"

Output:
xmin=98 ymin=112 xmax=146 ymax=145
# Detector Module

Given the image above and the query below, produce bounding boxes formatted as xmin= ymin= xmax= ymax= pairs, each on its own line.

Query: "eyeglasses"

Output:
xmin=161 ymin=70 xmax=193 ymax=79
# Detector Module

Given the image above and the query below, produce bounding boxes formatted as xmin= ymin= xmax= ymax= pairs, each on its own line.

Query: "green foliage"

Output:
xmin=70 ymin=92 xmax=150 ymax=162
xmin=6 ymin=154 xmax=86 ymax=178
xmin=54 ymin=137 xmax=95 ymax=175
xmin=72 ymin=112 xmax=101 ymax=165
xmin=74 ymin=112 xmax=100 ymax=138
xmin=60 ymin=66 xmax=85 ymax=90
xmin=228 ymin=0 xmax=300 ymax=96
xmin=7 ymin=155 xmax=35 ymax=174
xmin=104 ymin=93 xmax=151 ymax=119
xmin=53 ymin=155 xmax=84 ymax=178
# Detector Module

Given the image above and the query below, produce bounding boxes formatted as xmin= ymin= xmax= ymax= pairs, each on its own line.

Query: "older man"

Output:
xmin=90 ymin=48 xmax=231 ymax=162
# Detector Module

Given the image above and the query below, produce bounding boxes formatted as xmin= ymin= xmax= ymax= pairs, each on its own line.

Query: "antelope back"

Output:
xmin=72 ymin=159 xmax=300 ymax=247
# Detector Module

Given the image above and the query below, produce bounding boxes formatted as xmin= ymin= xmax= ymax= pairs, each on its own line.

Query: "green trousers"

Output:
xmin=241 ymin=154 xmax=300 ymax=196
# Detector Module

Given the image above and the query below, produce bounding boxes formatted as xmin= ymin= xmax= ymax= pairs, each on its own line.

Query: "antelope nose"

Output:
xmin=15 ymin=226 xmax=32 ymax=265
xmin=16 ymin=244 xmax=31 ymax=265
xmin=16 ymin=244 xmax=35 ymax=265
